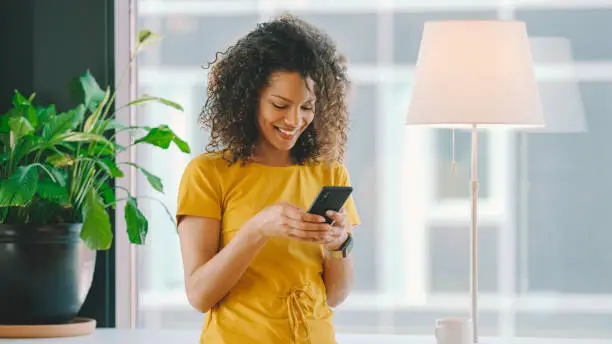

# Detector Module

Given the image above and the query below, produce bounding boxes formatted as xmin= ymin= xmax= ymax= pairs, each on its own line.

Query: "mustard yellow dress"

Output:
xmin=176 ymin=152 xmax=360 ymax=344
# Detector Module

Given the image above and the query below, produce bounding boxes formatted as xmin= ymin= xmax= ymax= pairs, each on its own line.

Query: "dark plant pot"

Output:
xmin=0 ymin=223 xmax=96 ymax=325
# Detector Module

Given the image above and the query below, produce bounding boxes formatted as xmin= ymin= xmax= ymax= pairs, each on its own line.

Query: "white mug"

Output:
xmin=434 ymin=317 xmax=473 ymax=344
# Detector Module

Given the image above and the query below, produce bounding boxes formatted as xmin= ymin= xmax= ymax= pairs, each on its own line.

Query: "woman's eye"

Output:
xmin=301 ymin=106 xmax=313 ymax=111
xmin=272 ymin=103 xmax=287 ymax=109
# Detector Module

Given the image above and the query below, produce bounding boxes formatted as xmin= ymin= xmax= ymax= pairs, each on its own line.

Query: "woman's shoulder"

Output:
xmin=182 ymin=151 xmax=230 ymax=178
xmin=189 ymin=151 xmax=225 ymax=164
xmin=305 ymin=160 xmax=350 ymax=181
xmin=307 ymin=159 xmax=346 ymax=172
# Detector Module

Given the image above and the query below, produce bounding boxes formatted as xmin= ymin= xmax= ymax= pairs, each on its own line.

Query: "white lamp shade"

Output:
xmin=406 ymin=20 xmax=545 ymax=128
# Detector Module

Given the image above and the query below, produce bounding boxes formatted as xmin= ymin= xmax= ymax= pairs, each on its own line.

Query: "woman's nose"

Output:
xmin=284 ymin=107 xmax=300 ymax=127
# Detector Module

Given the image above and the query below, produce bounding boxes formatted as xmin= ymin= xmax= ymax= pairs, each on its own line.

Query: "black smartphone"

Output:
xmin=307 ymin=186 xmax=353 ymax=224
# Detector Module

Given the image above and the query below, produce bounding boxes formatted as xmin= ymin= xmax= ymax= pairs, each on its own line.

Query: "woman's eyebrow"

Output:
xmin=271 ymin=94 xmax=316 ymax=103
xmin=270 ymin=94 xmax=293 ymax=103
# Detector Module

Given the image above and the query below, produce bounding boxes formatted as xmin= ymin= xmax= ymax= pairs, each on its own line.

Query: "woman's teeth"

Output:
xmin=277 ymin=127 xmax=297 ymax=135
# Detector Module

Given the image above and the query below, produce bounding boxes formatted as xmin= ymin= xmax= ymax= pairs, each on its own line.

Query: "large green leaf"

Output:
xmin=171 ymin=135 xmax=190 ymax=153
xmin=133 ymin=126 xmax=172 ymax=149
xmin=123 ymin=162 xmax=163 ymax=193
xmin=134 ymin=125 xmax=191 ymax=153
xmin=0 ymin=165 xmax=38 ymax=206
xmin=8 ymin=116 xmax=34 ymax=141
xmin=80 ymin=189 xmax=113 ymax=250
xmin=24 ymin=106 xmax=38 ymax=129
xmin=42 ymin=105 xmax=86 ymax=141
xmin=124 ymin=196 xmax=148 ymax=245
xmin=125 ymin=94 xmax=184 ymax=112
xmin=37 ymin=178 xmax=70 ymax=206
xmin=36 ymin=105 xmax=57 ymax=127
xmin=79 ymin=70 xmax=107 ymax=113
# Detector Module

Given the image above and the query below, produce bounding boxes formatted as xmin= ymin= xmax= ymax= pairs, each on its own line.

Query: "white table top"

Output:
xmin=3 ymin=329 xmax=612 ymax=344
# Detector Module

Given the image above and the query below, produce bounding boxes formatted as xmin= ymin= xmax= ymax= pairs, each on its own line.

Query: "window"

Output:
xmin=117 ymin=0 xmax=612 ymax=338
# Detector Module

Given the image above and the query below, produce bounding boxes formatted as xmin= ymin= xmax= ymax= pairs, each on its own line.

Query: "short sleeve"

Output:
xmin=176 ymin=156 xmax=223 ymax=225
xmin=335 ymin=164 xmax=360 ymax=227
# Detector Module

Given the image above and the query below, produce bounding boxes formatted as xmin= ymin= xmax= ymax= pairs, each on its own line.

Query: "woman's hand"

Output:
xmin=245 ymin=202 xmax=333 ymax=243
xmin=323 ymin=208 xmax=351 ymax=250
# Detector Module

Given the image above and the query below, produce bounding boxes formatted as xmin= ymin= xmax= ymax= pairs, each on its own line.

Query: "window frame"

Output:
xmin=114 ymin=0 xmax=139 ymax=329
xmin=116 ymin=0 xmax=612 ymax=335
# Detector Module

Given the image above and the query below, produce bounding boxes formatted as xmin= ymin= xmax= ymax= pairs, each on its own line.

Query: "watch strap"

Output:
xmin=325 ymin=232 xmax=354 ymax=259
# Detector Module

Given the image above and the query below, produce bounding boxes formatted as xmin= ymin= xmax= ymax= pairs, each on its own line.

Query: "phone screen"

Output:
xmin=308 ymin=186 xmax=353 ymax=224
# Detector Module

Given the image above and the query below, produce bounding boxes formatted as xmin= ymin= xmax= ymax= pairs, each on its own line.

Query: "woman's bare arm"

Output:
xmin=323 ymin=253 xmax=354 ymax=307
xmin=322 ymin=210 xmax=356 ymax=307
xmin=178 ymin=203 xmax=332 ymax=313
xmin=178 ymin=216 xmax=268 ymax=313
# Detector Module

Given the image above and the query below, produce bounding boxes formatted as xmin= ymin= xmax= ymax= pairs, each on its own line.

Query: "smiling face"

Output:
xmin=255 ymin=71 xmax=316 ymax=161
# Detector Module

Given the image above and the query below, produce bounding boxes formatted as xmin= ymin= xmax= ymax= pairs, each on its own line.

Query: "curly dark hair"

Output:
xmin=199 ymin=13 xmax=351 ymax=165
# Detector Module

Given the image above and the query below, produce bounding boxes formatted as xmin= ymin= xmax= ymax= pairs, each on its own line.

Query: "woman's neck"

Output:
xmin=252 ymin=141 xmax=293 ymax=167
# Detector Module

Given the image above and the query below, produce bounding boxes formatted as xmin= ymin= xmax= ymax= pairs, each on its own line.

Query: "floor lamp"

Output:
xmin=405 ymin=20 xmax=545 ymax=343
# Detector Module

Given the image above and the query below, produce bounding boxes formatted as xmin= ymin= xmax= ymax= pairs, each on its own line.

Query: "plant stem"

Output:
xmin=100 ymin=51 xmax=139 ymax=124
xmin=106 ymin=197 xmax=129 ymax=208
xmin=93 ymin=173 xmax=108 ymax=192
xmin=74 ymin=164 xmax=96 ymax=210
xmin=30 ymin=163 xmax=58 ymax=183
xmin=115 ymin=185 xmax=130 ymax=195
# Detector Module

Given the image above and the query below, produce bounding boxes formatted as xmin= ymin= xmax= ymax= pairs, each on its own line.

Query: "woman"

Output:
xmin=176 ymin=14 xmax=360 ymax=344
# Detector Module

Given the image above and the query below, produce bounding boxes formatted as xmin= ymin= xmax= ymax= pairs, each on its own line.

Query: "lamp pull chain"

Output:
xmin=451 ymin=128 xmax=457 ymax=174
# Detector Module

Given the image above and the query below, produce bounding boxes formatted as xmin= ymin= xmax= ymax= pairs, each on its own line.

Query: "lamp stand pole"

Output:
xmin=470 ymin=124 xmax=480 ymax=343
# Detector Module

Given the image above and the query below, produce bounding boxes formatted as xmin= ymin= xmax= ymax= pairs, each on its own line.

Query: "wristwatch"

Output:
xmin=325 ymin=232 xmax=354 ymax=259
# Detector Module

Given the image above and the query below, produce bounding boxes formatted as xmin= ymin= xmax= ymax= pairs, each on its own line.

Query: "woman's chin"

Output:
xmin=272 ymin=142 xmax=297 ymax=152
xmin=270 ymin=136 xmax=300 ymax=151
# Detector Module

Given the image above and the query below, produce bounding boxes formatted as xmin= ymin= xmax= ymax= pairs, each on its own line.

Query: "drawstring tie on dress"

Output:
xmin=284 ymin=284 xmax=316 ymax=344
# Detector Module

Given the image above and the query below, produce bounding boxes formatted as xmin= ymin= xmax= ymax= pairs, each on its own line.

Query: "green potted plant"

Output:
xmin=0 ymin=30 xmax=190 ymax=325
